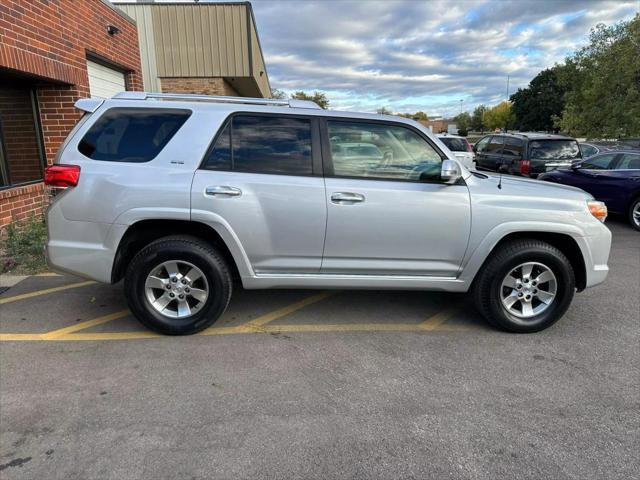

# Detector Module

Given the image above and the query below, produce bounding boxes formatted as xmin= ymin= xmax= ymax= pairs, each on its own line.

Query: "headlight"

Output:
xmin=587 ymin=200 xmax=607 ymax=223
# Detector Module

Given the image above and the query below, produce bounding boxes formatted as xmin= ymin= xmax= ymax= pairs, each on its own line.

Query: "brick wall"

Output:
xmin=0 ymin=0 xmax=143 ymax=228
xmin=0 ymin=183 xmax=46 ymax=227
xmin=161 ymin=77 xmax=239 ymax=97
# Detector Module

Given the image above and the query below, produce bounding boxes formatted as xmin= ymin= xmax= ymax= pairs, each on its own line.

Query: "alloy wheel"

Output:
xmin=144 ymin=260 xmax=209 ymax=319
xmin=500 ymin=262 xmax=557 ymax=319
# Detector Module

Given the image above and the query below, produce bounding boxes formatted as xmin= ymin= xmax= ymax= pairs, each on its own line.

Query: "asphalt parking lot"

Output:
xmin=0 ymin=219 xmax=638 ymax=480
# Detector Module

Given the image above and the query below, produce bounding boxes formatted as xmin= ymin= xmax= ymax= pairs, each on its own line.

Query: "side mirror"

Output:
xmin=441 ymin=159 xmax=462 ymax=184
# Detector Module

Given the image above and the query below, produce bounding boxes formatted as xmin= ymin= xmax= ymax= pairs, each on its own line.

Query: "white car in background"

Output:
xmin=437 ymin=133 xmax=475 ymax=168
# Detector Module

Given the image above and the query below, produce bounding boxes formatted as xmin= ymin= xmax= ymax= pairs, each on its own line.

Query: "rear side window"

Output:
xmin=78 ymin=108 xmax=191 ymax=162
xmin=439 ymin=137 xmax=467 ymax=152
xmin=203 ymin=115 xmax=312 ymax=175
xmin=503 ymin=137 xmax=524 ymax=157
xmin=528 ymin=140 xmax=581 ymax=161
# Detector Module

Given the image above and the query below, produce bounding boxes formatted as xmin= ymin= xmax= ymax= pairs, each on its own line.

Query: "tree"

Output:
xmin=377 ymin=107 xmax=393 ymax=115
xmin=484 ymin=101 xmax=515 ymax=131
xmin=510 ymin=68 xmax=565 ymax=132
xmin=470 ymin=105 xmax=488 ymax=132
xmin=271 ymin=88 xmax=287 ymax=99
xmin=453 ymin=112 xmax=471 ymax=136
xmin=291 ymin=91 xmax=330 ymax=109
xmin=556 ymin=14 xmax=640 ymax=137
xmin=397 ymin=111 xmax=428 ymax=121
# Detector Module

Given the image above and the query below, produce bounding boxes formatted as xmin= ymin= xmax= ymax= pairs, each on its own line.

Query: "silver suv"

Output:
xmin=45 ymin=92 xmax=612 ymax=335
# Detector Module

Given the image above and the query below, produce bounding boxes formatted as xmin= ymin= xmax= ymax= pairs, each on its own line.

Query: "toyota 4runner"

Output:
xmin=45 ymin=92 xmax=611 ymax=335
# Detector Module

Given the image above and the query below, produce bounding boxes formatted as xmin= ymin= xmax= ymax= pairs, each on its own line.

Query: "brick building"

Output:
xmin=0 ymin=0 xmax=142 ymax=227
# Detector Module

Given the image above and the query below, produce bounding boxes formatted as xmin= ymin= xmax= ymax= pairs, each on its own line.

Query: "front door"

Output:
xmin=192 ymin=114 xmax=326 ymax=274
xmin=321 ymin=119 xmax=471 ymax=277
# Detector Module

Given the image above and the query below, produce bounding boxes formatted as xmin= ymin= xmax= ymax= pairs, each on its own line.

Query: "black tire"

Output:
xmin=628 ymin=197 xmax=640 ymax=231
xmin=124 ymin=236 xmax=232 ymax=335
xmin=472 ymin=239 xmax=575 ymax=333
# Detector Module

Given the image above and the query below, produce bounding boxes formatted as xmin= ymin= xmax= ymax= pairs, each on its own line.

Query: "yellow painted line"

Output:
xmin=233 ymin=291 xmax=335 ymax=332
xmin=262 ymin=323 xmax=422 ymax=333
xmin=34 ymin=272 xmax=61 ymax=277
xmin=41 ymin=310 xmax=131 ymax=339
xmin=0 ymin=280 xmax=96 ymax=305
xmin=419 ymin=307 xmax=461 ymax=331
xmin=0 ymin=333 xmax=45 ymax=341
xmin=48 ymin=331 xmax=163 ymax=341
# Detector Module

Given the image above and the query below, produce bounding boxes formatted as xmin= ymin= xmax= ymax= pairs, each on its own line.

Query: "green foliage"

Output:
xmin=484 ymin=101 xmax=515 ymax=131
xmin=510 ymin=68 xmax=565 ymax=132
xmin=470 ymin=105 xmax=488 ymax=132
xmin=270 ymin=88 xmax=288 ymax=100
xmin=453 ymin=112 xmax=472 ymax=136
xmin=291 ymin=91 xmax=330 ymax=109
xmin=1 ymin=214 xmax=48 ymax=274
xmin=557 ymin=14 xmax=640 ymax=137
xmin=396 ymin=111 xmax=429 ymax=121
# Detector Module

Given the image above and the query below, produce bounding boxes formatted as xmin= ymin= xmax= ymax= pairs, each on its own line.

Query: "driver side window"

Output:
xmin=327 ymin=121 xmax=442 ymax=181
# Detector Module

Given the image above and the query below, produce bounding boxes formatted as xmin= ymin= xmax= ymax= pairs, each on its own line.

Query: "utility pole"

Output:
xmin=459 ymin=99 xmax=463 ymax=114
xmin=506 ymin=75 xmax=510 ymax=100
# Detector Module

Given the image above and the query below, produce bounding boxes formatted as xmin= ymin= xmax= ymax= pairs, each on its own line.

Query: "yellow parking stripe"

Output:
xmin=419 ymin=307 xmax=460 ymax=330
xmin=41 ymin=310 xmax=130 ymax=339
xmin=234 ymin=291 xmax=334 ymax=332
xmin=0 ymin=333 xmax=45 ymax=341
xmin=0 ymin=280 xmax=96 ymax=305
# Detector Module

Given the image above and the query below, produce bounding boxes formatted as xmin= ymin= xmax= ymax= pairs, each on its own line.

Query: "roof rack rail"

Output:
xmin=111 ymin=91 xmax=322 ymax=110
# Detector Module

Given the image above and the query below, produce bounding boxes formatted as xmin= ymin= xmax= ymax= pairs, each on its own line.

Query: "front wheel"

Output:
xmin=125 ymin=236 xmax=232 ymax=335
xmin=473 ymin=239 xmax=575 ymax=333
xmin=629 ymin=198 xmax=640 ymax=231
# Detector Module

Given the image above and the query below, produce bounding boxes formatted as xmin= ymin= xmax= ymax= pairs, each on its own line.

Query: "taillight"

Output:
xmin=520 ymin=159 xmax=531 ymax=176
xmin=44 ymin=164 xmax=81 ymax=187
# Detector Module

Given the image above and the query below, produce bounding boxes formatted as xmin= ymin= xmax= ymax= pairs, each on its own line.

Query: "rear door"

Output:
xmin=191 ymin=113 xmax=327 ymax=274
xmin=481 ymin=135 xmax=505 ymax=172
xmin=320 ymin=119 xmax=471 ymax=276
xmin=473 ymin=136 xmax=492 ymax=170
xmin=500 ymin=137 xmax=525 ymax=175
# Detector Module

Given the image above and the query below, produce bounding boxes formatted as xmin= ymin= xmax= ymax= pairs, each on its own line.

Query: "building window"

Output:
xmin=0 ymin=83 xmax=46 ymax=189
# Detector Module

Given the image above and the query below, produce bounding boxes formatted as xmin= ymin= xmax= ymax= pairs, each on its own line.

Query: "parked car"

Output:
xmin=436 ymin=133 xmax=474 ymax=168
xmin=579 ymin=141 xmax=632 ymax=158
xmin=474 ymin=133 xmax=582 ymax=178
xmin=45 ymin=92 xmax=611 ymax=335
xmin=539 ymin=150 xmax=640 ymax=231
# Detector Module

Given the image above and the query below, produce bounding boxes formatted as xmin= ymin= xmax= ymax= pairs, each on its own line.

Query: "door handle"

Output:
xmin=205 ymin=186 xmax=242 ymax=197
xmin=331 ymin=192 xmax=365 ymax=204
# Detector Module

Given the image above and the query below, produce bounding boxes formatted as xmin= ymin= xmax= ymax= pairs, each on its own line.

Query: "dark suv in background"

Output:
xmin=474 ymin=133 xmax=582 ymax=178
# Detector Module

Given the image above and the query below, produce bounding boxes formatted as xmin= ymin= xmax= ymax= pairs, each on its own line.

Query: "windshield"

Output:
xmin=440 ymin=137 xmax=467 ymax=152
xmin=529 ymin=140 xmax=581 ymax=161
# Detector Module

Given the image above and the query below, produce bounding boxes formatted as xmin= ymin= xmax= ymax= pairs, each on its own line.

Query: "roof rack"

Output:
xmin=111 ymin=91 xmax=322 ymax=110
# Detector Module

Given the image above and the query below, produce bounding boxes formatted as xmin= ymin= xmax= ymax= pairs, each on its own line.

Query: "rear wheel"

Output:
xmin=629 ymin=197 xmax=640 ymax=231
xmin=125 ymin=236 xmax=232 ymax=335
xmin=473 ymin=239 xmax=575 ymax=333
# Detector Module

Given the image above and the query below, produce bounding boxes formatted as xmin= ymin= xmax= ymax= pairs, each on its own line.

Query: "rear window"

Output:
xmin=529 ymin=140 xmax=581 ymax=161
xmin=203 ymin=114 xmax=313 ymax=176
xmin=439 ymin=137 xmax=467 ymax=152
xmin=78 ymin=108 xmax=191 ymax=162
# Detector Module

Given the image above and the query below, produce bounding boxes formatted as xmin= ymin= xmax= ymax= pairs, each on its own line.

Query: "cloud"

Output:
xmin=250 ymin=0 xmax=637 ymax=116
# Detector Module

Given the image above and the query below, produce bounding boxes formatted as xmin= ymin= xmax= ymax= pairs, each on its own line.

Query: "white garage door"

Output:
xmin=86 ymin=60 xmax=126 ymax=98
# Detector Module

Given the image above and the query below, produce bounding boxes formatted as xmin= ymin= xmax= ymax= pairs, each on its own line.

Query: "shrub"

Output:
xmin=0 ymin=214 xmax=48 ymax=274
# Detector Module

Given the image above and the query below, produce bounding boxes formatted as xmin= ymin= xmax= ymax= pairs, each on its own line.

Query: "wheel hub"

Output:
xmin=144 ymin=260 xmax=209 ymax=319
xmin=500 ymin=262 xmax=557 ymax=319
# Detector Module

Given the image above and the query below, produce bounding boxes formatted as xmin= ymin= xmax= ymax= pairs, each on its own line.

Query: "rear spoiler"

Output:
xmin=74 ymin=98 xmax=104 ymax=113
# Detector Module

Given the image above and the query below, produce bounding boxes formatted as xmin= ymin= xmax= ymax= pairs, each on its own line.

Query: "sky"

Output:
xmin=249 ymin=0 xmax=638 ymax=117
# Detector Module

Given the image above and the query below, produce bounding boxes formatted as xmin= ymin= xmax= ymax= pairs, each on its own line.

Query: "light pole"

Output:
xmin=459 ymin=99 xmax=463 ymax=114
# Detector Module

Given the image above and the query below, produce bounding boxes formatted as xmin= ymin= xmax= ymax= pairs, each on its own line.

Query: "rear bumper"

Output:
xmin=45 ymin=199 xmax=125 ymax=283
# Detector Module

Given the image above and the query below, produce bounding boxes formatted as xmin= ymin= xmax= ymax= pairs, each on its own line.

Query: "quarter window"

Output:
xmin=203 ymin=115 xmax=312 ymax=175
xmin=78 ymin=108 xmax=190 ymax=162
xmin=581 ymin=153 xmax=617 ymax=170
xmin=327 ymin=121 xmax=442 ymax=182
xmin=503 ymin=137 xmax=524 ymax=157
xmin=615 ymin=153 xmax=640 ymax=170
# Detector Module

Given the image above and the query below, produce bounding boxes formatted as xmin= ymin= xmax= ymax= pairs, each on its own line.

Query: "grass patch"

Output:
xmin=0 ymin=214 xmax=48 ymax=275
